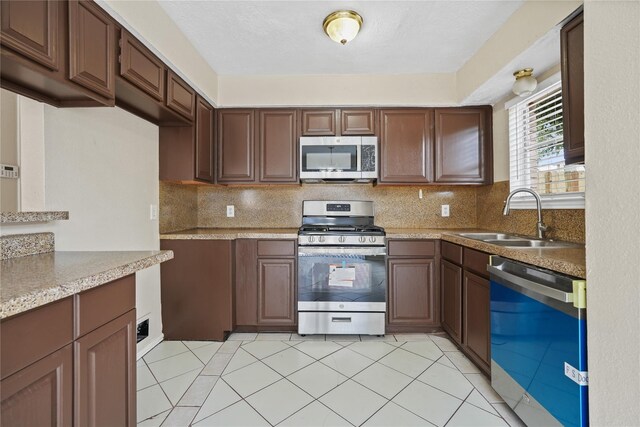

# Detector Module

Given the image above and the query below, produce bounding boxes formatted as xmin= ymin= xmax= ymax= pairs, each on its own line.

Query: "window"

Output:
xmin=508 ymin=80 xmax=585 ymax=209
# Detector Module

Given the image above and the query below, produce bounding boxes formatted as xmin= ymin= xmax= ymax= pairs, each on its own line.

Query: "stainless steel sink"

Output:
xmin=483 ymin=239 xmax=579 ymax=248
xmin=457 ymin=233 xmax=523 ymax=240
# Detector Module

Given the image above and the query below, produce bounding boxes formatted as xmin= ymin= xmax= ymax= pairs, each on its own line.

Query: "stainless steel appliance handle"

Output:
xmin=298 ymin=247 xmax=387 ymax=256
xmin=331 ymin=317 xmax=352 ymax=323
xmin=487 ymin=265 xmax=574 ymax=303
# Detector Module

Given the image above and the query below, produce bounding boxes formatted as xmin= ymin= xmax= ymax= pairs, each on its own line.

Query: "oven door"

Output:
xmin=297 ymin=246 xmax=386 ymax=312
xmin=300 ymin=137 xmax=362 ymax=180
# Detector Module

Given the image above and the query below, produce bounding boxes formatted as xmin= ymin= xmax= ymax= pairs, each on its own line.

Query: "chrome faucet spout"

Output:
xmin=503 ymin=188 xmax=548 ymax=239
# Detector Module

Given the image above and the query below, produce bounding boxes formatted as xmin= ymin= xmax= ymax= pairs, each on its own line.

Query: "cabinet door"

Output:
xmin=217 ymin=109 xmax=255 ymax=183
xmin=74 ymin=310 xmax=136 ymax=427
xmin=341 ymin=109 xmax=375 ymax=135
xmin=68 ymin=0 xmax=115 ymax=99
xmin=119 ymin=31 xmax=165 ymax=102
xmin=160 ymin=240 xmax=234 ymax=341
xmin=235 ymin=240 xmax=258 ymax=326
xmin=0 ymin=0 xmax=59 ymax=70
xmin=388 ymin=258 xmax=437 ymax=325
xmin=195 ymin=97 xmax=214 ymax=182
xmin=259 ymin=109 xmax=297 ymax=183
xmin=379 ymin=109 xmax=433 ymax=183
xmin=561 ymin=12 xmax=584 ymax=164
xmin=434 ymin=108 xmax=490 ymax=184
xmin=301 ymin=109 xmax=336 ymax=136
xmin=166 ymin=70 xmax=195 ymax=121
xmin=1 ymin=344 xmax=72 ymax=427
xmin=463 ymin=271 xmax=490 ymax=369
xmin=441 ymin=260 xmax=462 ymax=344
xmin=257 ymin=258 xmax=296 ymax=325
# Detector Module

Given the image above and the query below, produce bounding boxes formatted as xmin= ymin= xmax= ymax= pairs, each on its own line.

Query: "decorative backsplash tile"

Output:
xmin=159 ymin=182 xmax=198 ymax=233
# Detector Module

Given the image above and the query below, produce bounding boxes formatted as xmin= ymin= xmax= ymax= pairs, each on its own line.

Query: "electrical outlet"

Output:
xmin=226 ymin=205 xmax=235 ymax=217
xmin=441 ymin=204 xmax=450 ymax=217
xmin=149 ymin=204 xmax=158 ymax=220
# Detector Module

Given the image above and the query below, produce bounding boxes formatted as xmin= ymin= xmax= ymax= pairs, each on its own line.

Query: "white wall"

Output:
xmin=1 ymin=106 xmax=163 ymax=357
xmin=0 ymin=90 xmax=19 ymax=211
xmin=584 ymin=1 xmax=640 ymax=425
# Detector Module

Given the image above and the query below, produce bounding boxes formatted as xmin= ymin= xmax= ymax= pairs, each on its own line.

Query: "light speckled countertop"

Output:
xmin=1 ymin=250 xmax=174 ymax=319
xmin=161 ymin=228 xmax=299 ymax=240
xmin=162 ymin=227 xmax=585 ymax=279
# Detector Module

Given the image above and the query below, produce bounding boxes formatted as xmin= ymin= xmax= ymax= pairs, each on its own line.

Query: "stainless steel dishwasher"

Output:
xmin=488 ymin=256 xmax=588 ymax=427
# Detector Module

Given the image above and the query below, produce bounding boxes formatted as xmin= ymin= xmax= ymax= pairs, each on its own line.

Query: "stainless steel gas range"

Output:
xmin=297 ymin=200 xmax=386 ymax=336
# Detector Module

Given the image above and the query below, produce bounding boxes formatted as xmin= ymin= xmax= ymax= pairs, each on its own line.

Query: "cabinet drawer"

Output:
xmin=0 ymin=297 xmax=73 ymax=380
xmin=257 ymin=240 xmax=296 ymax=257
xmin=74 ymin=275 xmax=135 ymax=338
xmin=463 ymin=247 xmax=490 ymax=278
xmin=298 ymin=312 xmax=385 ymax=335
xmin=442 ymin=241 xmax=463 ymax=264
xmin=387 ymin=240 xmax=436 ymax=257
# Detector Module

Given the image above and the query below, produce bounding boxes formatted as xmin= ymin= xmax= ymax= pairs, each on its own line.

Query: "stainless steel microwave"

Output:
xmin=299 ymin=136 xmax=378 ymax=183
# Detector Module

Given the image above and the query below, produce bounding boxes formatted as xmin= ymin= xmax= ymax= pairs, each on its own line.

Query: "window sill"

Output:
xmin=505 ymin=193 xmax=585 ymax=210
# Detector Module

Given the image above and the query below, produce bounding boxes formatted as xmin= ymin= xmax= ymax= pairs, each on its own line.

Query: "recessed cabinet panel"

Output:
xmin=341 ymin=109 xmax=375 ymax=135
xmin=388 ymin=258 xmax=437 ymax=325
xmin=380 ymin=109 xmax=433 ymax=183
xmin=301 ymin=109 xmax=336 ymax=136
xmin=561 ymin=12 xmax=584 ymax=164
xmin=259 ymin=109 xmax=297 ymax=182
xmin=217 ymin=109 xmax=255 ymax=183
xmin=195 ymin=97 xmax=214 ymax=182
xmin=119 ymin=31 xmax=165 ymax=102
xmin=258 ymin=259 xmax=296 ymax=325
xmin=0 ymin=0 xmax=59 ymax=70
xmin=0 ymin=344 xmax=73 ymax=427
xmin=463 ymin=271 xmax=490 ymax=369
xmin=441 ymin=260 xmax=462 ymax=344
xmin=166 ymin=70 xmax=195 ymax=121
xmin=435 ymin=108 xmax=489 ymax=184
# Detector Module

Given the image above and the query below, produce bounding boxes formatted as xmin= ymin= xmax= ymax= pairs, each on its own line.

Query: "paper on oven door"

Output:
xmin=328 ymin=264 xmax=356 ymax=287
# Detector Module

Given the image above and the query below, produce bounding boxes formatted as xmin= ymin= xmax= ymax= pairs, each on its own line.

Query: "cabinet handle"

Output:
xmin=331 ymin=317 xmax=352 ymax=323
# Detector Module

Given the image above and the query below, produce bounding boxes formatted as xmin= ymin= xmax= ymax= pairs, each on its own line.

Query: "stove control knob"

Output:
xmin=318 ymin=236 xmax=325 ymax=243
xmin=359 ymin=236 xmax=366 ymax=243
xmin=338 ymin=236 xmax=346 ymax=243
xmin=369 ymin=236 xmax=377 ymax=243
xmin=308 ymin=236 xmax=315 ymax=243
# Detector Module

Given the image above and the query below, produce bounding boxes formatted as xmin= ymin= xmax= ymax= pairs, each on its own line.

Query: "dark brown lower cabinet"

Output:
xmin=1 ymin=344 xmax=73 ymax=427
xmin=257 ymin=258 xmax=296 ymax=325
xmin=463 ymin=271 xmax=490 ymax=371
xmin=441 ymin=259 xmax=463 ymax=344
xmin=74 ymin=310 xmax=136 ymax=427
xmin=160 ymin=239 xmax=234 ymax=340
xmin=388 ymin=258 xmax=437 ymax=326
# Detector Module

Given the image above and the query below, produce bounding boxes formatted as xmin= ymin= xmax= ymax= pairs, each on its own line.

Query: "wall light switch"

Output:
xmin=441 ymin=204 xmax=450 ymax=217
xmin=226 ymin=205 xmax=235 ymax=217
xmin=419 ymin=189 xmax=423 ymax=199
xmin=149 ymin=204 xmax=158 ymax=220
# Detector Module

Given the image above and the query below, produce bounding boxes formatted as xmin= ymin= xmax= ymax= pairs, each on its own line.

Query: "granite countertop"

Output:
xmin=0 ymin=250 xmax=174 ymax=319
xmin=1 ymin=211 xmax=69 ymax=223
xmin=160 ymin=228 xmax=299 ymax=240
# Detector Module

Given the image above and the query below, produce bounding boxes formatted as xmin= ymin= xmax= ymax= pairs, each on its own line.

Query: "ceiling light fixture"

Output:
xmin=512 ymin=68 xmax=538 ymax=97
xmin=323 ymin=10 xmax=363 ymax=45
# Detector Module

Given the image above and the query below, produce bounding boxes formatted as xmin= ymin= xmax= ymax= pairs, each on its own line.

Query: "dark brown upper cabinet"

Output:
xmin=434 ymin=108 xmax=492 ymax=184
xmin=561 ymin=11 xmax=584 ymax=164
xmin=0 ymin=0 xmax=59 ymax=70
xmin=379 ymin=109 xmax=434 ymax=183
xmin=68 ymin=0 xmax=116 ymax=100
xmin=217 ymin=109 xmax=255 ymax=183
xmin=301 ymin=109 xmax=337 ymax=136
xmin=341 ymin=109 xmax=376 ymax=135
xmin=166 ymin=70 xmax=195 ymax=121
xmin=119 ymin=30 xmax=165 ymax=102
xmin=258 ymin=109 xmax=298 ymax=183
xmin=195 ymin=97 xmax=214 ymax=182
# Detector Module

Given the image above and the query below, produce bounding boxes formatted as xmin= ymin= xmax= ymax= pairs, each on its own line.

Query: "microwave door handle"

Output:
xmin=356 ymin=143 xmax=362 ymax=172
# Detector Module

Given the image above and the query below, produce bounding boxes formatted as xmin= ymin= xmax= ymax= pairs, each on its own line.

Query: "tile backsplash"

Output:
xmin=160 ymin=180 xmax=585 ymax=244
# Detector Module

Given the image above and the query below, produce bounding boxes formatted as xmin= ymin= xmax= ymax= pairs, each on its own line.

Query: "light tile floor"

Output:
xmin=137 ymin=333 xmax=526 ymax=427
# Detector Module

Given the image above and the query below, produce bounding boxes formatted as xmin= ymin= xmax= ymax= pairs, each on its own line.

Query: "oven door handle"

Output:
xmin=298 ymin=247 xmax=387 ymax=256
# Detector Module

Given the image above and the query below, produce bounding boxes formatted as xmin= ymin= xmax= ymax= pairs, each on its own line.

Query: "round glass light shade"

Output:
xmin=513 ymin=75 xmax=538 ymax=97
xmin=323 ymin=11 xmax=363 ymax=45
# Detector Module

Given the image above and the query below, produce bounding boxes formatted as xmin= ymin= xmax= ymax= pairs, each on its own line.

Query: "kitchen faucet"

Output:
xmin=503 ymin=188 xmax=548 ymax=239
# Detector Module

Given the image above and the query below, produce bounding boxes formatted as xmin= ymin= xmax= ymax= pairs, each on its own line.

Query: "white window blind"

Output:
xmin=508 ymin=81 xmax=585 ymax=208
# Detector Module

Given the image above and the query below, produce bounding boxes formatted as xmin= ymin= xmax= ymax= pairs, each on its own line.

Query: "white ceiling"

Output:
xmin=158 ymin=0 xmax=525 ymax=76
